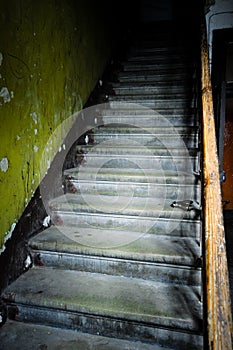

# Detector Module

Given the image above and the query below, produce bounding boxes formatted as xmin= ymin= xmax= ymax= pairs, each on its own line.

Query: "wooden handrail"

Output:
xmin=200 ymin=6 xmax=233 ymax=350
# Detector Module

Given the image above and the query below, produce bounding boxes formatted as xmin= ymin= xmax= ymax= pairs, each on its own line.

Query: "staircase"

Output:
xmin=1 ymin=20 xmax=203 ymax=349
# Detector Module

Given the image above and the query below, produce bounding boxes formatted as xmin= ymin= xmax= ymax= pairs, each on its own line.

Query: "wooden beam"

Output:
xmin=201 ymin=9 xmax=233 ymax=350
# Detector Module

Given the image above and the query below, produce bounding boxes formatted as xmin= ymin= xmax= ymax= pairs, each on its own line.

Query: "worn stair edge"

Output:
xmin=0 ymin=320 xmax=174 ymax=350
xmin=29 ymin=226 xmax=201 ymax=265
xmin=3 ymin=268 xmax=203 ymax=347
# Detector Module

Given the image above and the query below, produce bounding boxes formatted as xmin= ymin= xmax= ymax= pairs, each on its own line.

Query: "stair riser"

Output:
xmin=50 ymin=213 xmax=201 ymax=237
xmin=31 ymin=250 xmax=202 ymax=285
xmin=8 ymin=304 xmax=203 ymax=350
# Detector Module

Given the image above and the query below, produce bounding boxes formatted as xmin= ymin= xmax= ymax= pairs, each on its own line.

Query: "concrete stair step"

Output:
xmin=108 ymin=98 xmax=193 ymax=109
xmin=112 ymin=83 xmax=193 ymax=96
xmin=100 ymin=105 xmax=197 ymax=116
xmin=0 ymin=320 xmax=174 ymax=350
xmin=131 ymin=36 xmax=192 ymax=48
xmin=117 ymin=71 xmax=192 ymax=83
xmin=95 ymin=125 xmax=197 ymax=135
xmin=122 ymin=61 xmax=193 ymax=72
xmin=2 ymin=268 xmax=203 ymax=349
xmin=98 ymin=113 xmax=198 ymax=127
xmin=29 ymin=225 xmax=201 ymax=268
xmin=63 ymin=178 xmax=200 ymax=198
xmin=75 ymin=145 xmax=198 ymax=159
xmin=128 ymin=45 xmax=192 ymax=56
xmin=124 ymin=56 xmax=192 ymax=67
xmin=111 ymin=78 xmax=193 ymax=88
xmin=49 ymin=191 xmax=201 ymax=217
xmin=64 ymin=166 xmax=198 ymax=185
xmin=49 ymin=206 xmax=201 ymax=236
xmin=126 ymin=51 xmax=191 ymax=61
xmin=78 ymin=152 xmax=198 ymax=172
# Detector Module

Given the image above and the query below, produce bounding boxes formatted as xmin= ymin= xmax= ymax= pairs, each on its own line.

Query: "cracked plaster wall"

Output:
xmin=0 ymin=0 xmax=115 ymax=252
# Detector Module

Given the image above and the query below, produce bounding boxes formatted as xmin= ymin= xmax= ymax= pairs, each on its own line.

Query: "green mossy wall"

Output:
xmin=0 ymin=0 xmax=113 ymax=251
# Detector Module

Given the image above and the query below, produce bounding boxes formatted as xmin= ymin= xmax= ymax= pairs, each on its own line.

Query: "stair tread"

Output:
xmin=29 ymin=225 xmax=200 ymax=264
xmin=0 ymin=320 xmax=171 ymax=350
xmin=3 ymin=267 xmax=202 ymax=333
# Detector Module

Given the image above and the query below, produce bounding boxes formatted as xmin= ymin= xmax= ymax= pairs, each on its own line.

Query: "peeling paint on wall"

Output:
xmin=0 ymin=157 xmax=9 ymax=172
xmin=0 ymin=222 xmax=16 ymax=255
xmin=31 ymin=112 xmax=38 ymax=124
xmin=0 ymin=87 xmax=11 ymax=104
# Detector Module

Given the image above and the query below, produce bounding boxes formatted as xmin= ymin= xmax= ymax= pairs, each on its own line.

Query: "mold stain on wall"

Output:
xmin=0 ymin=0 xmax=113 ymax=251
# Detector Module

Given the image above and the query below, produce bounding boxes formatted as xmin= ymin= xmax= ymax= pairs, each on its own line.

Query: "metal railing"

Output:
xmin=200 ymin=6 xmax=233 ymax=349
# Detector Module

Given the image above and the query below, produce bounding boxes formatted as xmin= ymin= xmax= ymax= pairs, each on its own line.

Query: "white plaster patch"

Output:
xmin=31 ymin=112 xmax=37 ymax=124
xmin=34 ymin=145 xmax=39 ymax=152
xmin=0 ymin=157 xmax=9 ymax=172
xmin=0 ymin=315 xmax=2 ymax=323
xmin=0 ymin=87 xmax=11 ymax=103
xmin=59 ymin=146 xmax=62 ymax=152
xmin=62 ymin=144 xmax=66 ymax=150
xmin=34 ymin=129 xmax=38 ymax=135
xmin=0 ymin=52 xmax=3 ymax=66
xmin=0 ymin=222 xmax=17 ymax=255
xmin=24 ymin=255 xmax=32 ymax=269
xmin=43 ymin=215 xmax=51 ymax=227
xmin=32 ymin=178 xmax=35 ymax=184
